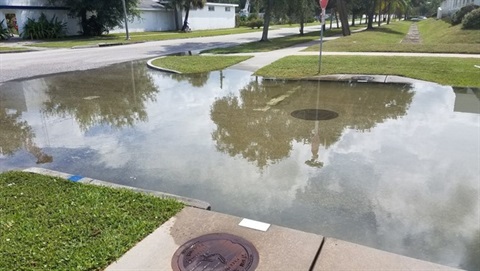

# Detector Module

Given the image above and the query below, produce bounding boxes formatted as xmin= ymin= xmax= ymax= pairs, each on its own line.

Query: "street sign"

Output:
xmin=320 ymin=0 xmax=329 ymax=10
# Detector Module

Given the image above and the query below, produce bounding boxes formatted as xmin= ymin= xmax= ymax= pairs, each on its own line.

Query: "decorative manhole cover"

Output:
xmin=291 ymin=109 xmax=339 ymax=121
xmin=172 ymin=233 xmax=259 ymax=271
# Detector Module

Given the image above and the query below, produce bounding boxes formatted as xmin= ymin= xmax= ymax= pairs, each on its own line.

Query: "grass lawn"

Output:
xmin=29 ymin=27 xmax=264 ymax=48
xmin=304 ymin=19 xmax=480 ymax=54
xmin=150 ymin=55 xmax=252 ymax=73
xmin=0 ymin=171 xmax=183 ymax=271
xmin=203 ymin=25 xmax=367 ymax=54
xmin=0 ymin=46 xmax=29 ymax=52
xmin=255 ymin=55 xmax=480 ymax=87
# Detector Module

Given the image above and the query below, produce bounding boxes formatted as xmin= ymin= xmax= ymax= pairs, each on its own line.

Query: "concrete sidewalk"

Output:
xmin=106 ymin=207 xmax=461 ymax=271
xmin=227 ymin=41 xmax=480 ymax=73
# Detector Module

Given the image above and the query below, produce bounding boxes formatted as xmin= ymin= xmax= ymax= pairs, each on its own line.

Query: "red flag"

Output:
xmin=320 ymin=0 xmax=329 ymax=9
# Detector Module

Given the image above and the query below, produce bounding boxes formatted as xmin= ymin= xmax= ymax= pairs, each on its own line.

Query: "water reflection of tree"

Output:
xmin=210 ymin=79 xmax=414 ymax=168
xmin=461 ymin=230 xmax=480 ymax=271
xmin=0 ymin=110 xmax=52 ymax=164
xmin=42 ymin=62 xmax=158 ymax=131
xmin=168 ymin=73 xmax=210 ymax=88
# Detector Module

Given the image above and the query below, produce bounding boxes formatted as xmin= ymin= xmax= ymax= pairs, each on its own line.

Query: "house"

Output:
xmin=0 ymin=0 xmax=238 ymax=36
xmin=0 ymin=0 xmax=81 ymax=36
xmin=440 ymin=0 xmax=480 ymax=16
xmin=110 ymin=1 xmax=238 ymax=33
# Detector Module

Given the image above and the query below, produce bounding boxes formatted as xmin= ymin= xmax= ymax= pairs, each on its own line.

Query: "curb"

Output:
xmin=261 ymin=74 xmax=437 ymax=85
xmin=72 ymin=41 xmax=144 ymax=49
xmin=22 ymin=167 xmax=211 ymax=210
xmin=0 ymin=49 xmax=36 ymax=54
xmin=146 ymin=56 xmax=182 ymax=74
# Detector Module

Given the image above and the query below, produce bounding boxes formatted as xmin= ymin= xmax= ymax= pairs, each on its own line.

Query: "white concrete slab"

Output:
xmin=106 ymin=207 xmax=324 ymax=270
xmin=313 ymin=238 xmax=463 ymax=271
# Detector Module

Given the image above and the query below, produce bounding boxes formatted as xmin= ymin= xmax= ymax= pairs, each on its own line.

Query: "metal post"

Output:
xmin=318 ymin=8 xmax=326 ymax=74
xmin=122 ymin=0 xmax=130 ymax=40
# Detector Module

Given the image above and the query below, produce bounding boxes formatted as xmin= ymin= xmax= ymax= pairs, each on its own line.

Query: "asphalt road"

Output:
xmin=0 ymin=26 xmax=321 ymax=83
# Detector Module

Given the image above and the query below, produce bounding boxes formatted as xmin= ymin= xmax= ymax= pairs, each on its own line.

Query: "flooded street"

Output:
xmin=1 ymin=61 xmax=479 ymax=270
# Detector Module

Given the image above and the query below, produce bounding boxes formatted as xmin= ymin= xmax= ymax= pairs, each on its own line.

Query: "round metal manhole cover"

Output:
xmin=172 ymin=233 xmax=259 ymax=271
xmin=291 ymin=109 xmax=339 ymax=121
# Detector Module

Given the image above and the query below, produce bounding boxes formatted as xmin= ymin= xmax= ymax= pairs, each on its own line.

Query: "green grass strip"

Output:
xmin=204 ymin=26 xmax=367 ymax=54
xmin=0 ymin=171 xmax=183 ymax=271
xmin=151 ymin=55 xmax=252 ymax=73
xmin=305 ymin=20 xmax=480 ymax=54
xmin=0 ymin=46 xmax=29 ymax=52
xmin=29 ymin=27 xmax=264 ymax=48
xmin=256 ymin=55 xmax=480 ymax=87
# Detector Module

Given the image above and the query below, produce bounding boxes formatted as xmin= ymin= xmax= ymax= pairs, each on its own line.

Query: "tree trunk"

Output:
xmin=260 ymin=0 xmax=273 ymax=41
xmin=367 ymin=0 xmax=376 ymax=30
xmin=182 ymin=2 xmax=191 ymax=31
xmin=351 ymin=12 xmax=356 ymax=26
xmin=335 ymin=11 xmax=340 ymax=28
xmin=80 ymin=8 xmax=88 ymax=35
xmin=329 ymin=9 xmax=334 ymax=29
xmin=299 ymin=12 xmax=305 ymax=35
xmin=337 ymin=0 xmax=351 ymax=36
xmin=173 ymin=5 xmax=180 ymax=31
xmin=387 ymin=2 xmax=392 ymax=24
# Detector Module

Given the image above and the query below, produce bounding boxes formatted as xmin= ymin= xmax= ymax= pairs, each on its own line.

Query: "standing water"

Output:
xmin=0 ymin=61 xmax=479 ymax=270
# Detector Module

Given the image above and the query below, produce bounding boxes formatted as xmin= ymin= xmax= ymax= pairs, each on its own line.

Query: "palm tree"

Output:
xmin=182 ymin=0 xmax=206 ymax=31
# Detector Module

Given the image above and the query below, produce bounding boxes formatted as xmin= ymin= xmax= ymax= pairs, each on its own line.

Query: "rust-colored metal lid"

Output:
xmin=171 ymin=233 xmax=259 ymax=271
xmin=291 ymin=109 xmax=339 ymax=121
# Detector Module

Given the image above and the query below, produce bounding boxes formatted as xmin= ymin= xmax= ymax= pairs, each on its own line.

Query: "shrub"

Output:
xmin=0 ymin=19 xmax=10 ymax=40
xmin=246 ymin=19 xmax=264 ymax=29
xmin=82 ymin=15 xmax=109 ymax=36
xmin=462 ymin=7 xmax=480 ymax=29
xmin=451 ymin=4 xmax=479 ymax=25
xmin=247 ymin=13 xmax=258 ymax=21
xmin=21 ymin=13 xmax=66 ymax=40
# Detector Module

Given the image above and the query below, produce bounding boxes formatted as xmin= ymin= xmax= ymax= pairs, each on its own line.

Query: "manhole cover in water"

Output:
xmin=172 ymin=233 xmax=259 ymax=271
xmin=291 ymin=109 xmax=339 ymax=121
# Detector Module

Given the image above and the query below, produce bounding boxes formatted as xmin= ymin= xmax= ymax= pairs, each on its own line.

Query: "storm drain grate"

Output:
xmin=291 ymin=109 xmax=339 ymax=121
xmin=172 ymin=233 xmax=259 ymax=271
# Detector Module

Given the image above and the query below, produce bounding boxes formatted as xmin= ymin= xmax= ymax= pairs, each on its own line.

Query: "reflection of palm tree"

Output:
xmin=42 ymin=62 xmax=158 ymax=131
xmin=169 ymin=72 xmax=210 ymax=88
xmin=0 ymin=110 xmax=52 ymax=163
xmin=211 ymin=79 xmax=414 ymax=169
xmin=25 ymin=138 xmax=53 ymax=164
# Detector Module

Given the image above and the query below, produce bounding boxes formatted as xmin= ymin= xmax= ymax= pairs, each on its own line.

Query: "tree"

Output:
xmin=366 ymin=0 xmax=377 ymax=30
xmin=49 ymin=0 xmax=140 ymax=36
xmin=181 ymin=0 xmax=206 ymax=31
xmin=286 ymin=0 xmax=316 ymax=35
xmin=336 ymin=0 xmax=351 ymax=36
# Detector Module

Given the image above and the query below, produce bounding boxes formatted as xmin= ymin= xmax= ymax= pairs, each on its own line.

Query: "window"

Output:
xmin=225 ymin=7 xmax=231 ymax=12
xmin=208 ymin=6 xmax=215 ymax=11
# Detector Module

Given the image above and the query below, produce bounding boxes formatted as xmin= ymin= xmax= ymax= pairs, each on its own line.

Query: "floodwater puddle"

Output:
xmin=0 ymin=61 xmax=479 ymax=270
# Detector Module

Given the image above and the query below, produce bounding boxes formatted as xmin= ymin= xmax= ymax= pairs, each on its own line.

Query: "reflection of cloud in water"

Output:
xmin=297 ymin=82 xmax=480 ymax=267
xmin=1 ymin=66 xmax=478 ymax=270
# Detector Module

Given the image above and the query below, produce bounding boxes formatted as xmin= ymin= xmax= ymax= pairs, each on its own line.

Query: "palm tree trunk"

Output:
xmin=299 ymin=13 xmax=305 ymax=35
xmin=337 ymin=0 xmax=351 ymax=36
xmin=367 ymin=0 xmax=376 ymax=30
xmin=182 ymin=1 xmax=191 ymax=31
xmin=173 ymin=5 xmax=180 ymax=30
xmin=260 ymin=0 xmax=273 ymax=41
xmin=80 ymin=8 xmax=88 ymax=35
